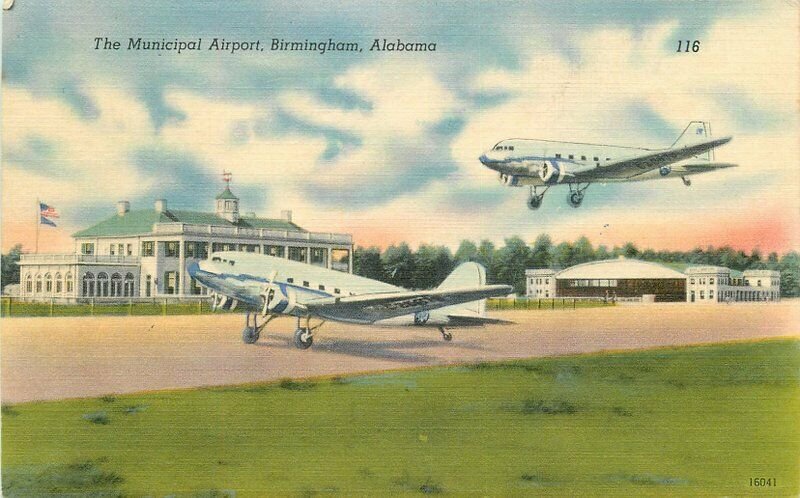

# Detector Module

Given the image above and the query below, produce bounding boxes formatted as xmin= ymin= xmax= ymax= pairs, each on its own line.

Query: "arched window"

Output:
xmin=45 ymin=273 xmax=53 ymax=293
xmin=25 ymin=274 xmax=32 ymax=293
xmin=35 ymin=274 xmax=43 ymax=293
xmin=124 ymin=273 xmax=135 ymax=297
xmin=65 ymin=272 xmax=73 ymax=293
xmin=83 ymin=272 xmax=95 ymax=297
xmin=97 ymin=272 xmax=109 ymax=297
xmin=55 ymin=273 xmax=63 ymax=294
xmin=111 ymin=273 xmax=122 ymax=297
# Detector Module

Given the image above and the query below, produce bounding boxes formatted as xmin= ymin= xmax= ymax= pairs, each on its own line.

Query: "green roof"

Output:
xmin=215 ymin=187 xmax=239 ymax=200
xmin=72 ymin=209 xmax=305 ymax=238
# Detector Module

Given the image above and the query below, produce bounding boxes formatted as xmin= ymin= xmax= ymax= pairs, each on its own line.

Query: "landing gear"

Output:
xmin=681 ymin=176 xmax=692 ymax=187
xmin=439 ymin=326 xmax=453 ymax=342
xmin=242 ymin=326 xmax=259 ymax=344
xmin=567 ymin=183 xmax=590 ymax=208
xmin=294 ymin=327 xmax=313 ymax=349
xmin=241 ymin=311 xmax=275 ymax=344
xmin=527 ymin=186 xmax=549 ymax=210
xmin=292 ymin=316 xmax=326 ymax=350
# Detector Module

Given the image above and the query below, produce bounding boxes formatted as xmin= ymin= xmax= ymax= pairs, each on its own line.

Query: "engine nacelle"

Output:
xmin=499 ymin=173 xmax=521 ymax=187
xmin=539 ymin=161 xmax=566 ymax=185
xmin=260 ymin=284 xmax=297 ymax=315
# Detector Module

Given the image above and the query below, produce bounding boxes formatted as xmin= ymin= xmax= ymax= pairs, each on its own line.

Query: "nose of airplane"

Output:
xmin=479 ymin=154 xmax=490 ymax=165
xmin=187 ymin=261 xmax=200 ymax=278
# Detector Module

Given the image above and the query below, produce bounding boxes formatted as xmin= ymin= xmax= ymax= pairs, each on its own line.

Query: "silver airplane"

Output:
xmin=188 ymin=252 xmax=512 ymax=349
xmin=479 ymin=121 xmax=735 ymax=210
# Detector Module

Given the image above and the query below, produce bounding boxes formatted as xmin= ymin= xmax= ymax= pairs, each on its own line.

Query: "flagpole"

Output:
xmin=35 ymin=198 xmax=40 ymax=254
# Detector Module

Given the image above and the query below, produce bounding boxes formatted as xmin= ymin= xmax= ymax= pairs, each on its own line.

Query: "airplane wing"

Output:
xmin=303 ymin=285 xmax=512 ymax=324
xmin=587 ymin=136 xmax=732 ymax=180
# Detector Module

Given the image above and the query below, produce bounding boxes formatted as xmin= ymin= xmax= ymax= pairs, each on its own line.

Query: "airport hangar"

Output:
xmin=18 ymin=184 xmax=353 ymax=302
xmin=526 ymin=257 xmax=780 ymax=303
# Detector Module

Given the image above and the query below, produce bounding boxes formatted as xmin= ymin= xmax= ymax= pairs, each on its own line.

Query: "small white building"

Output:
xmin=18 ymin=183 xmax=353 ymax=302
xmin=525 ymin=268 xmax=556 ymax=298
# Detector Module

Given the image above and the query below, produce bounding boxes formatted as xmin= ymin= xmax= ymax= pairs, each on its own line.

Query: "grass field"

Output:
xmin=2 ymin=339 xmax=798 ymax=497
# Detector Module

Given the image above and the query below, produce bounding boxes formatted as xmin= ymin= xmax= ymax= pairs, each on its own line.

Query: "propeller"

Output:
xmin=260 ymin=270 xmax=278 ymax=316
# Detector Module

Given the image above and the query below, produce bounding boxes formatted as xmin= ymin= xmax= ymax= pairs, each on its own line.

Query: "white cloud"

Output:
xmin=3 ymin=4 xmax=797 ymax=254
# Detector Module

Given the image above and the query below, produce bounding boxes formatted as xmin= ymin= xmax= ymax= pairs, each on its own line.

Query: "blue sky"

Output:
xmin=2 ymin=0 xmax=798 ymax=252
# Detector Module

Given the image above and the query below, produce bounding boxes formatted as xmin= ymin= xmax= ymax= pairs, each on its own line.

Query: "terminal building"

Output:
xmin=526 ymin=257 xmax=780 ymax=303
xmin=18 ymin=182 xmax=353 ymax=302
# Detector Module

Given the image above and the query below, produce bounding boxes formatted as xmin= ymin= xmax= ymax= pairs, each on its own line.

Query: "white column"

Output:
xmin=179 ymin=237 xmax=186 ymax=296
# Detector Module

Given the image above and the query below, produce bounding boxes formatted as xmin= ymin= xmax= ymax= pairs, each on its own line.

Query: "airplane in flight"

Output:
xmin=478 ymin=121 xmax=735 ymax=210
xmin=188 ymin=252 xmax=512 ymax=349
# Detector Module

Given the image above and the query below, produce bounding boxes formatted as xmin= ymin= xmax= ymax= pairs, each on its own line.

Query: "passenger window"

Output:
xmin=287 ymin=277 xmax=294 ymax=283
xmin=568 ymin=154 xmax=574 ymax=159
xmin=555 ymin=153 xmax=561 ymax=158
xmin=509 ymin=146 xmax=514 ymax=151
xmin=229 ymin=260 xmax=235 ymax=266
xmin=334 ymin=288 xmax=341 ymax=294
xmin=303 ymin=281 xmax=309 ymax=287
xmin=581 ymin=155 xmax=586 ymax=160
xmin=318 ymin=284 xmax=325 ymax=291
xmin=593 ymin=156 xmax=598 ymax=161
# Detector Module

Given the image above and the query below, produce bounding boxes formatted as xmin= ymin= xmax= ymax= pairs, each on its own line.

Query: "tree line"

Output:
xmin=353 ymin=235 xmax=800 ymax=297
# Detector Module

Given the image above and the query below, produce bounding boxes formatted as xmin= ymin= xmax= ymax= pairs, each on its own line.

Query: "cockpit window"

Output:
xmin=212 ymin=257 xmax=221 ymax=262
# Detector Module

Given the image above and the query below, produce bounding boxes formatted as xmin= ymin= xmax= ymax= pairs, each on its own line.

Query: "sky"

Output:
xmin=2 ymin=0 xmax=798 ymax=254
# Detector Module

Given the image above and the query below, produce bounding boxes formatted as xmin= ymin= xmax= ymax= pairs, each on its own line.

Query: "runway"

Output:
xmin=2 ymin=301 xmax=798 ymax=403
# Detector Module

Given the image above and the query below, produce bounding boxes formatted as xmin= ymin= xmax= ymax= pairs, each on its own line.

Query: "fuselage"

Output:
xmin=190 ymin=251 xmax=400 ymax=312
xmin=188 ymin=252 xmax=480 ymax=327
xmin=478 ymin=138 xmax=705 ymax=186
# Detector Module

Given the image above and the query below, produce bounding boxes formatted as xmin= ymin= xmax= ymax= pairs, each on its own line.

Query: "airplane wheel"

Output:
xmin=442 ymin=332 xmax=453 ymax=342
xmin=682 ymin=177 xmax=692 ymax=187
xmin=568 ymin=191 xmax=583 ymax=208
xmin=527 ymin=196 xmax=542 ymax=210
xmin=294 ymin=327 xmax=313 ymax=349
xmin=242 ymin=326 xmax=260 ymax=344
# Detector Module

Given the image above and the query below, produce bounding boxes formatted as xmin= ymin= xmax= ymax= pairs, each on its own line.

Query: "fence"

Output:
xmin=0 ymin=296 xmax=218 ymax=318
xmin=0 ymin=295 xmax=615 ymax=318
xmin=486 ymin=297 xmax=615 ymax=311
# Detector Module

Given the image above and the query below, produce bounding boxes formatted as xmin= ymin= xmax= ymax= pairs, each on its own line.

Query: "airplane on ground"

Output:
xmin=188 ymin=252 xmax=512 ymax=349
xmin=479 ymin=121 xmax=735 ymax=211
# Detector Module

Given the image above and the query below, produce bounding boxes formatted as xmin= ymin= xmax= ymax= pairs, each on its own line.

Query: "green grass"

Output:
xmin=3 ymin=339 xmax=798 ymax=497
xmin=0 ymin=298 xmax=215 ymax=318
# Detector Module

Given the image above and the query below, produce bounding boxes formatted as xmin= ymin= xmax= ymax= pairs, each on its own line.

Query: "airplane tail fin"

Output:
xmin=671 ymin=121 xmax=714 ymax=160
xmin=438 ymin=262 xmax=488 ymax=316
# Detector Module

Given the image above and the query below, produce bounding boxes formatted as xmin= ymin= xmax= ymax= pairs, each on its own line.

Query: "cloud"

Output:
xmin=2 ymin=86 xmax=156 ymax=249
xmin=2 ymin=1 xmax=797 ymax=255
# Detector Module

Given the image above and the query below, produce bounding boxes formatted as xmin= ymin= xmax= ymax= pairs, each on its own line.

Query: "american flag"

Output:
xmin=39 ymin=202 xmax=59 ymax=227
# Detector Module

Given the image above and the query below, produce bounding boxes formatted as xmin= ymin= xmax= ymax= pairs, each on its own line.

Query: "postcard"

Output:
xmin=1 ymin=1 xmax=798 ymax=496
